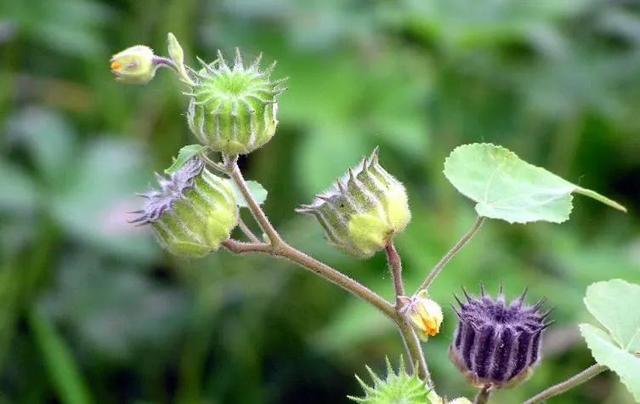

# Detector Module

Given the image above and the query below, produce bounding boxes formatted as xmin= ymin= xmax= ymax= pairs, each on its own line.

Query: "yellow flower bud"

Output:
xmin=110 ymin=45 xmax=158 ymax=84
xmin=400 ymin=290 xmax=443 ymax=341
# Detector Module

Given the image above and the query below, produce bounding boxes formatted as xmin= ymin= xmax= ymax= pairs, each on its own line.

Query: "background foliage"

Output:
xmin=1 ymin=0 xmax=639 ymax=402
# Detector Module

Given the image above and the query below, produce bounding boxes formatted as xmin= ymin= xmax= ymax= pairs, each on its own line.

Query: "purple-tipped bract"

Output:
xmin=449 ymin=287 xmax=551 ymax=388
xmin=130 ymin=157 xmax=204 ymax=225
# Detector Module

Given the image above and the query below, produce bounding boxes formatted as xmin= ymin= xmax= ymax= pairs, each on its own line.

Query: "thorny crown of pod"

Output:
xmin=449 ymin=286 xmax=551 ymax=389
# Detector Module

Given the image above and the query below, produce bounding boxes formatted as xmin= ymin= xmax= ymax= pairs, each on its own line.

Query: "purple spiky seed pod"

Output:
xmin=449 ymin=287 xmax=551 ymax=389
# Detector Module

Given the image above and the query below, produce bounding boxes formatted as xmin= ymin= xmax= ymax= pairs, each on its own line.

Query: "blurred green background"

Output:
xmin=1 ymin=0 xmax=639 ymax=403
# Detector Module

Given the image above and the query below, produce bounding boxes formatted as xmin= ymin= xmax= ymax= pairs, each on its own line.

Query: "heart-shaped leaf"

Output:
xmin=580 ymin=323 xmax=640 ymax=401
xmin=443 ymin=143 xmax=626 ymax=223
xmin=164 ymin=144 xmax=206 ymax=174
xmin=584 ymin=279 xmax=640 ymax=352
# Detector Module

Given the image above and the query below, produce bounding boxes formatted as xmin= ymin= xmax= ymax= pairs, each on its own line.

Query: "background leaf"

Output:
xmin=29 ymin=308 xmax=93 ymax=404
xmin=229 ymin=180 xmax=268 ymax=207
xmin=49 ymin=138 xmax=158 ymax=262
xmin=580 ymin=324 xmax=640 ymax=402
xmin=584 ymin=279 xmax=640 ymax=352
xmin=443 ymin=143 xmax=626 ymax=224
xmin=0 ymin=160 xmax=39 ymax=213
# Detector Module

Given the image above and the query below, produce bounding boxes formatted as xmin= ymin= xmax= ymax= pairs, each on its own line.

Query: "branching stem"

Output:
xmin=225 ymin=157 xmax=283 ymax=247
xmin=237 ymin=216 xmax=260 ymax=243
xmin=219 ymin=157 xmax=435 ymax=388
xmin=419 ymin=216 xmax=485 ymax=292
xmin=384 ymin=241 xmax=431 ymax=385
xmin=221 ymin=239 xmax=396 ymax=320
xmin=219 ymin=157 xmax=395 ymax=320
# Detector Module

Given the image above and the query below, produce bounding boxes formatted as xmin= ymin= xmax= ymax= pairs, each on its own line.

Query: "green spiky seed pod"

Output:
xmin=348 ymin=357 xmax=430 ymax=404
xmin=131 ymin=158 xmax=238 ymax=257
xmin=297 ymin=148 xmax=411 ymax=258
xmin=186 ymin=49 xmax=287 ymax=155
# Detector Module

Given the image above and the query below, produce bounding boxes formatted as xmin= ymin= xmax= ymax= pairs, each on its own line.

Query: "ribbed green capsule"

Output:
xmin=297 ymin=148 xmax=411 ymax=259
xmin=186 ymin=49 xmax=287 ymax=155
xmin=132 ymin=158 xmax=238 ymax=257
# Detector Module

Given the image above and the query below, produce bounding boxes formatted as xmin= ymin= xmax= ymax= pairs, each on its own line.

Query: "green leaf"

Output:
xmin=167 ymin=32 xmax=190 ymax=83
xmin=580 ymin=323 xmax=640 ymax=401
xmin=167 ymin=32 xmax=184 ymax=69
xmin=29 ymin=308 xmax=93 ymax=404
xmin=584 ymin=279 xmax=640 ymax=352
xmin=164 ymin=144 xmax=206 ymax=174
xmin=50 ymin=139 xmax=158 ymax=262
xmin=0 ymin=159 xmax=39 ymax=212
xmin=443 ymin=143 xmax=626 ymax=223
xmin=229 ymin=180 xmax=268 ymax=208
xmin=7 ymin=107 xmax=76 ymax=187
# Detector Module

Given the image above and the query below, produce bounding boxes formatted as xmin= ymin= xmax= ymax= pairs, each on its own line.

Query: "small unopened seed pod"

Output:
xmin=186 ymin=49 xmax=287 ymax=155
xmin=449 ymin=287 xmax=552 ymax=389
xmin=110 ymin=45 xmax=158 ymax=84
xmin=296 ymin=148 xmax=411 ymax=258
xmin=399 ymin=290 xmax=443 ymax=341
xmin=131 ymin=158 xmax=238 ymax=257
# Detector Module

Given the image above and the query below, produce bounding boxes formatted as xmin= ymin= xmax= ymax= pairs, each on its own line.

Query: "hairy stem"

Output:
xmin=276 ymin=243 xmax=397 ymax=320
xmin=222 ymin=239 xmax=396 ymax=319
xmin=221 ymin=157 xmax=393 ymax=319
xmin=384 ymin=241 xmax=431 ymax=385
xmin=237 ymin=216 xmax=260 ymax=243
xmin=152 ymin=56 xmax=195 ymax=86
xmin=419 ymin=216 xmax=485 ymax=292
xmin=523 ymin=363 xmax=607 ymax=404
xmin=384 ymin=242 xmax=405 ymax=304
xmin=397 ymin=319 xmax=432 ymax=386
xmin=226 ymin=157 xmax=283 ymax=246
xmin=220 ymin=158 xmax=432 ymax=386
xmin=473 ymin=384 xmax=492 ymax=404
